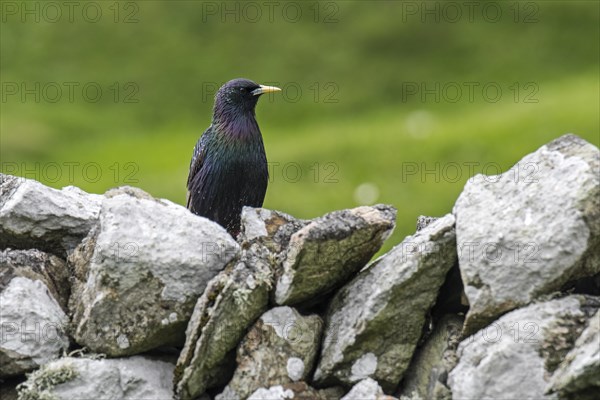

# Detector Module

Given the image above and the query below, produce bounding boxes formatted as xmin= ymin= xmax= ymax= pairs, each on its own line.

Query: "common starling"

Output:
xmin=186 ymin=78 xmax=281 ymax=236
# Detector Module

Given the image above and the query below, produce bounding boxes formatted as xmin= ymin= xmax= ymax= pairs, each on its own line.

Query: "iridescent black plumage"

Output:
xmin=186 ymin=78 xmax=279 ymax=236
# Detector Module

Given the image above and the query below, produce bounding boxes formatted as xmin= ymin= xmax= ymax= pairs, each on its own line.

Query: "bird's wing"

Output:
xmin=186 ymin=127 xmax=211 ymax=208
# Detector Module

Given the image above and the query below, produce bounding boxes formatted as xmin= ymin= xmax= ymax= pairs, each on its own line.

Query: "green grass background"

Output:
xmin=1 ymin=1 xmax=599 ymax=253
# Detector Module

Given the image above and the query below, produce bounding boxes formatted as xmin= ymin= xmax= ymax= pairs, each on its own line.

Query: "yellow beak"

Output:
xmin=252 ymin=85 xmax=282 ymax=96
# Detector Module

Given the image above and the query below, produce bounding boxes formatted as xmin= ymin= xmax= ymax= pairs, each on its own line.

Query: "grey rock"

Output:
xmin=238 ymin=207 xmax=308 ymax=254
xmin=549 ymin=309 xmax=600 ymax=399
xmin=217 ymin=306 xmax=322 ymax=400
xmin=453 ymin=134 xmax=600 ymax=334
xmin=0 ymin=174 xmax=102 ymax=256
xmin=448 ymin=295 xmax=600 ymax=400
xmin=69 ymin=191 xmax=239 ymax=356
xmin=248 ymin=385 xmax=296 ymax=400
xmin=342 ymin=378 xmax=397 ymax=400
xmin=399 ymin=314 xmax=463 ymax=400
xmin=248 ymin=382 xmax=343 ymax=400
xmin=0 ymin=248 xmax=70 ymax=311
xmin=1 ymin=250 xmax=70 ymax=377
xmin=314 ymin=214 xmax=456 ymax=391
xmin=274 ymin=205 xmax=397 ymax=306
xmin=175 ymin=243 xmax=273 ymax=400
xmin=16 ymin=356 xmax=174 ymax=399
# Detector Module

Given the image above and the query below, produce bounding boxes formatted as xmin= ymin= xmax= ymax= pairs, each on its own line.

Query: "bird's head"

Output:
xmin=213 ymin=78 xmax=281 ymax=118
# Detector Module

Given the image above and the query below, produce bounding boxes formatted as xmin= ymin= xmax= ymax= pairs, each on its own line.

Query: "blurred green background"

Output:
xmin=1 ymin=1 xmax=599 ymax=252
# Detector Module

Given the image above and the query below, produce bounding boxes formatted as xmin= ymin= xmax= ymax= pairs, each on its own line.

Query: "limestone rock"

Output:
xmin=0 ymin=250 xmax=70 ymax=377
xmin=0 ymin=174 xmax=102 ymax=256
xmin=274 ymin=205 xmax=396 ymax=306
xmin=314 ymin=214 xmax=456 ymax=391
xmin=0 ymin=248 xmax=69 ymax=311
xmin=16 ymin=356 xmax=174 ymax=399
xmin=342 ymin=378 xmax=397 ymax=399
xmin=248 ymin=382 xmax=343 ymax=400
xmin=448 ymin=295 xmax=600 ymax=400
xmin=69 ymin=191 xmax=239 ymax=356
xmin=175 ymin=243 xmax=273 ymax=400
xmin=217 ymin=306 xmax=322 ymax=400
xmin=238 ymin=207 xmax=308 ymax=254
xmin=454 ymin=134 xmax=600 ymax=334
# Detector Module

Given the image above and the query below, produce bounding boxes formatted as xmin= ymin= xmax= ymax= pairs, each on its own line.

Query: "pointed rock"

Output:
xmin=175 ymin=243 xmax=273 ymax=400
xmin=274 ymin=205 xmax=396 ymax=306
xmin=314 ymin=214 xmax=456 ymax=391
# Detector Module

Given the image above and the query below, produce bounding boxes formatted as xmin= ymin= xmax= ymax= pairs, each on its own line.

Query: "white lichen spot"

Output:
xmin=286 ymin=357 xmax=305 ymax=382
xmin=248 ymin=385 xmax=295 ymax=400
xmin=246 ymin=274 xmax=257 ymax=290
xmin=350 ymin=352 xmax=378 ymax=382
xmin=117 ymin=334 xmax=130 ymax=349
xmin=169 ymin=312 xmax=178 ymax=322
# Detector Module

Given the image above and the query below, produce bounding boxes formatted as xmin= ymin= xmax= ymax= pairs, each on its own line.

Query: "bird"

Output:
xmin=186 ymin=78 xmax=281 ymax=237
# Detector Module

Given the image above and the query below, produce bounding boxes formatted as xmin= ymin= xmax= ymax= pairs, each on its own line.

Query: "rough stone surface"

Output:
xmin=249 ymin=382 xmax=344 ymax=400
xmin=274 ymin=205 xmax=397 ymax=306
xmin=217 ymin=306 xmax=322 ymax=400
xmin=398 ymin=314 xmax=463 ymax=400
xmin=341 ymin=378 xmax=397 ymax=399
xmin=0 ymin=174 xmax=102 ymax=256
xmin=0 ymin=248 xmax=70 ymax=311
xmin=238 ymin=207 xmax=309 ymax=255
xmin=314 ymin=214 xmax=456 ymax=391
xmin=448 ymin=295 xmax=600 ymax=400
xmin=16 ymin=356 xmax=174 ymax=399
xmin=454 ymin=134 xmax=600 ymax=334
xmin=69 ymin=191 xmax=239 ymax=356
xmin=175 ymin=243 xmax=273 ymax=400
xmin=0 ymin=250 xmax=70 ymax=377
xmin=548 ymin=309 xmax=600 ymax=399
xmin=416 ymin=215 xmax=437 ymax=232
